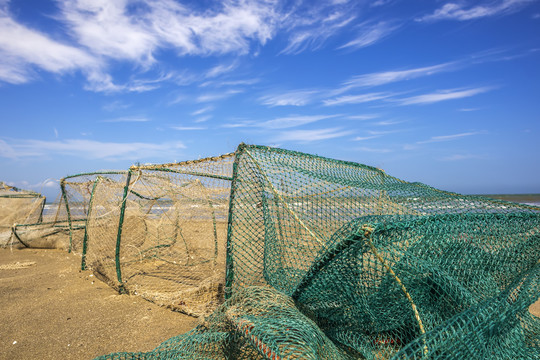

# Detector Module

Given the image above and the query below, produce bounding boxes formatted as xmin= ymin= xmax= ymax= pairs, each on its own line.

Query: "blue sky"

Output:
xmin=1 ymin=0 xmax=539 ymax=200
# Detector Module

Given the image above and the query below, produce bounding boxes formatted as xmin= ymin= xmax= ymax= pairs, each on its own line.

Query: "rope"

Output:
xmin=361 ymin=224 xmax=428 ymax=357
xmin=244 ymin=149 xmax=323 ymax=246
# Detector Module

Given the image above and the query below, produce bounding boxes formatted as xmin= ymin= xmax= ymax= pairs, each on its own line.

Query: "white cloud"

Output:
xmin=323 ymin=92 xmax=392 ymax=106
xmin=356 ymin=146 xmax=392 ymax=153
xmin=439 ymin=154 xmax=485 ymax=161
xmin=1 ymin=0 xmax=279 ymax=89
xmin=273 ymin=127 xmax=353 ymax=142
xmin=344 ymin=62 xmax=457 ymax=88
xmin=145 ymin=0 xmax=277 ymax=56
xmin=366 ymin=129 xmax=403 ymax=136
xmin=371 ymin=0 xmax=394 ymax=6
xmin=191 ymin=106 xmax=214 ymax=116
xmin=374 ymin=119 xmax=404 ymax=126
xmin=397 ymin=87 xmax=493 ymax=105
xmin=339 ymin=21 xmax=399 ymax=50
xmin=353 ymin=135 xmax=379 ymax=141
xmin=418 ymin=131 xmax=484 ymax=144
xmin=0 ymin=139 xmax=17 ymax=158
xmin=196 ymin=89 xmax=243 ymax=102
xmin=280 ymin=4 xmax=357 ymax=55
xmin=42 ymin=179 xmax=59 ymax=188
xmin=417 ymin=0 xmax=535 ymax=22
xmin=257 ymin=114 xmax=339 ymax=129
xmin=0 ymin=8 xmax=98 ymax=84
xmin=346 ymin=114 xmax=380 ymax=120
xmin=200 ymin=78 xmax=260 ymax=88
xmin=194 ymin=115 xmax=212 ymax=123
xmin=205 ymin=62 xmax=238 ymax=78
xmin=59 ymin=0 xmax=157 ymax=64
xmin=103 ymin=100 xmax=132 ymax=112
xmin=221 ymin=121 xmax=254 ymax=128
xmin=259 ymin=90 xmax=320 ymax=107
xmin=171 ymin=126 xmax=206 ymax=131
xmin=0 ymin=138 xmax=186 ymax=161
xmin=101 ymin=116 xmax=150 ymax=123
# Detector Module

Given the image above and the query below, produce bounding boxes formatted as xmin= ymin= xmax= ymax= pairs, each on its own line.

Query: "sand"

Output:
xmin=1 ymin=247 xmax=539 ymax=360
xmin=0 ymin=248 xmax=198 ymax=360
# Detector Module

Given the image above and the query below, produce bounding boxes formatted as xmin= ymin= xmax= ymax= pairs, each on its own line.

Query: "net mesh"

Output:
xmin=83 ymin=155 xmax=234 ymax=316
xmin=98 ymin=143 xmax=539 ymax=359
xmin=3 ymin=144 xmax=538 ymax=359
xmin=8 ymin=174 xmax=103 ymax=250
xmin=0 ymin=181 xmax=45 ymax=246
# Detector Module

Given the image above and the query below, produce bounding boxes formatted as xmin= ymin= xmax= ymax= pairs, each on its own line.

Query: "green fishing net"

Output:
xmin=31 ymin=144 xmax=540 ymax=359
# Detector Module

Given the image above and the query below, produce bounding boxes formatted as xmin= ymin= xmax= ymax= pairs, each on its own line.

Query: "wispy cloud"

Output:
xmin=353 ymin=135 xmax=380 ymax=141
xmin=373 ymin=119 xmax=404 ymax=126
xmin=221 ymin=121 xmax=255 ymax=128
xmin=171 ymin=126 xmax=206 ymax=131
xmin=371 ymin=0 xmax=395 ymax=7
xmin=458 ymin=107 xmax=482 ymax=112
xmin=259 ymin=90 xmax=320 ymax=107
xmin=13 ymin=178 xmax=58 ymax=192
xmin=439 ymin=154 xmax=485 ymax=161
xmin=222 ymin=114 xmax=339 ymax=129
xmin=273 ymin=127 xmax=353 ymax=142
xmin=323 ymin=92 xmax=392 ymax=106
xmin=417 ymin=0 xmax=535 ymax=22
xmin=196 ymin=89 xmax=243 ymax=102
xmin=257 ymin=114 xmax=339 ymax=129
xmin=397 ymin=87 xmax=493 ymax=105
xmin=366 ymin=129 xmax=404 ymax=136
xmin=339 ymin=21 xmax=400 ymax=50
xmin=59 ymin=0 xmax=277 ymax=60
xmin=200 ymin=78 xmax=260 ymax=88
xmin=101 ymin=116 xmax=150 ymax=123
xmin=356 ymin=146 xmax=392 ymax=153
xmin=280 ymin=3 xmax=357 ymax=54
xmin=191 ymin=106 xmax=214 ymax=116
xmin=346 ymin=114 xmax=381 ymax=120
xmin=84 ymin=69 xmax=171 ymax=93
xmin=1 ymin=0 xmax=278 ymax=89
xmin=0 ymin=7 xmax=98 ymax=84
xmin=103 ymin=100 xmax=132 ymax=112
xmin=418 ymin=131 xmax=485 ymax=144
xmin=205 ymin=61 xmax=238 ymax=78
xmin=194 ymin=115 xmax=212 ymax=123
xmin=343 ymin=62 xmax=457 ymax=88
xmin=0 ymin=138 xmax=186 ymax=161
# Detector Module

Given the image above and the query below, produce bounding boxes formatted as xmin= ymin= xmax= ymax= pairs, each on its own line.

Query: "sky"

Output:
xmin=1 ymin=0 xmax=539 ymax=200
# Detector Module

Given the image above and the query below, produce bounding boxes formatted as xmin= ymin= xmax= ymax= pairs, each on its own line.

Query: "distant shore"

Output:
xmin=473 ymin=193 xmax=540 ymax=206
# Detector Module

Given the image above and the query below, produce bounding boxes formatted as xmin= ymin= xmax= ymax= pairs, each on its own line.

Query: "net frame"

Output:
xmin=0 ymin=181 xmax=46 ymax=247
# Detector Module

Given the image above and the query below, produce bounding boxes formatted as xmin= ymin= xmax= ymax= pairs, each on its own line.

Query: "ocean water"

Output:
xmin=479 ymin=194 xmax=540 ymax=208
xmin=42 ymin=194 xmax=540 ymax=217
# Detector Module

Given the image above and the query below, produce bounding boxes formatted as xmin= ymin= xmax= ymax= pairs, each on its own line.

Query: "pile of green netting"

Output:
xmin=94 ymin=144 xmax=539 ymax=359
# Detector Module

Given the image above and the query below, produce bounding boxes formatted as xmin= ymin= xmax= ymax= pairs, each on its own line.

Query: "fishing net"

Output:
xmin=82 ymin=154 xmax=234 ymax=316
xmin=0 ymin=181 xmax=45 ymax=247
xmin=97 ymin=143 xmax=539 ymax=359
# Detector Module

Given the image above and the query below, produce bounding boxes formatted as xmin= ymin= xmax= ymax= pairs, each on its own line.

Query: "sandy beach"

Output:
xmin=0 ymin=248 xmax=198 ymax=360
xmin=2 ymin=246 xmax=539 ymax=360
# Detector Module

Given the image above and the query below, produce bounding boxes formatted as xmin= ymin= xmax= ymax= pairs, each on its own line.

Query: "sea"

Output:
xmin=42 ymin=194 xmax=540 ymax=216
